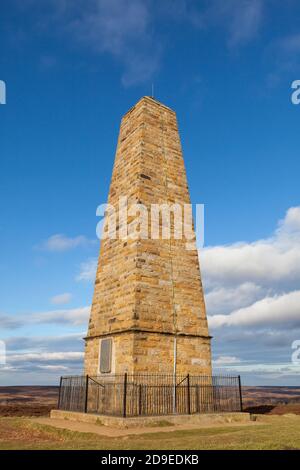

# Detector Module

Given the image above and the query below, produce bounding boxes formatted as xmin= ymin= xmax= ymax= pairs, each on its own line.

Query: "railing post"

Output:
xmin=187 ymin=374 xmax=191 ymax=415
xmin=123 ymin=373 xmax=128 ymax=418
xmin=238 ymin=375 xmax=243 ymax=412
xmin=84 ymin=375 xmax=89 ymax=413
xmin=138 ymin=384 xmax=142 ymax=416
xmin=212 ymin=378 xmax=217 ymax=412
xmin=173 ymin=375 xmax=177 ymax=414
xmin=196 ymin=384 xmax=200 ymax=413
xmin=57 ymin=376 xmax=63 ymax=409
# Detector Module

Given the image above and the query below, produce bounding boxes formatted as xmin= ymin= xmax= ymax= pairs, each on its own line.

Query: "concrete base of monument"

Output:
xmin=50 ymin=409 xmax=251 ymax=429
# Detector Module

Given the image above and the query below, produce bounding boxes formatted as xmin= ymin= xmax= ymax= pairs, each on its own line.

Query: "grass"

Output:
xmin=144 ymin=419 xmax=173 ymax=427
xmin=0 ymin=415 xmax=300 ymax=450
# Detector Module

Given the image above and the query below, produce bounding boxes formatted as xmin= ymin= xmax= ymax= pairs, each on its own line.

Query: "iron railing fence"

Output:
xmin=58 ymin=374 xmax=243 ymax=417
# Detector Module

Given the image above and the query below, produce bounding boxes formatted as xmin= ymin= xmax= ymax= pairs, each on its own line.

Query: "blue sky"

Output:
xmin=0 ymin=0 xmax=300 ymax=385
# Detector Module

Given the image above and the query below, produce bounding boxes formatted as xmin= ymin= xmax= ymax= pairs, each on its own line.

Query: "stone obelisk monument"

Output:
xmin=84 ymin=96 xmax=212 ymax=376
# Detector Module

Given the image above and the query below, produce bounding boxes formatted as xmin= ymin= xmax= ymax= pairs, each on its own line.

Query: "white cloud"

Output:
xmin=19 ymin=0 xmax=265 ymax=89
xmin=8 ymin=352 xmax=84 ymax=363
xmin=224 ymin=0 xmax=263 ymax=47
xmin=202 ymin=206 xmax=300 ymax=290
xmin=66 ymin=0 xmax=160 ymax=86
xmin=213 ymin=355 xmax=241 ymax=365
xmin=2 ymin=350 xmax=84 ymax=380
xmin=5 ymin=333 xmax=84 ymax=352
xmin=180 ymin=0 xmax=264 ymax=48
xmin=278 ymin=206 xmax=300 ymax=233
xmin=202 ymin=207 xmax=300 ymax=326
xmin=37 ymin=365 xmax=69 ymax=372
xmin=76 ymin=258 xmax=97 ymax=281
xmin=32 ymin=306 xmax=90 ymax=326
xmin=38 ymin=234 xmax=95 ymax=252
xmin=0 ymin=332 xmax=85 ymax=383
xmin=0 ymin=307 xmax=90 ymax=330
xmin=206 ymin=282 xmax=265 ymax=315
xmin=209 ymin=290 xmax=300 ymax=329
xmin=200 ymin=206 xmax=300 ymax=382
xmin=0 ymin=315 xmax=23 ymax=329
xmin=50 ymin=292 xmax=72 ymax=305
xmin=36 ymin=365 xmax=69 ymax=371
xmin=214 ymin=362 xmax=300 ymax=378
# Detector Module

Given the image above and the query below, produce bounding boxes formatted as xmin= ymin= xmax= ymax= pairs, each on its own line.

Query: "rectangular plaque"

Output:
xmin=99 ymin=338 xmax=112 ymax=373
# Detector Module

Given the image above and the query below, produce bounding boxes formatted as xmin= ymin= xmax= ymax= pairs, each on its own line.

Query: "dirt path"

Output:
xmin=32 ymin=416 xmax=262 ymax=438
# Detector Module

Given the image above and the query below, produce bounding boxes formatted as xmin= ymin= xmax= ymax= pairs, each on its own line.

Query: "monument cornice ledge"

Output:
xmin=84 ymin=327 xmax=212 ymax=341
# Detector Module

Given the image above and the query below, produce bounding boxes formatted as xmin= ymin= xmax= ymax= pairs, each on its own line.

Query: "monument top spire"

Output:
xmin=122 ymin=95 xmax=175 ymax=120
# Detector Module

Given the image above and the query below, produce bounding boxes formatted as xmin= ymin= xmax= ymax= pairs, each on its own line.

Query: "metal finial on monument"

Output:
xmin=151 ymin=83 xmax=154 ymax=98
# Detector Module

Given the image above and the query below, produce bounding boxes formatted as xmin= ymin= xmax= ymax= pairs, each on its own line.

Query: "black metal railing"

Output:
xmin=58 ymin=374 xmax=243 ymax=417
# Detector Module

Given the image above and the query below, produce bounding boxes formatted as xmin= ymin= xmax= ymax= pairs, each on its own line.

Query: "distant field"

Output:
xmin=0 ymin=386 xmax=58 ymax=417
xmin=0 ymin=385 xmax=300 ymax=417
xmin=242 ymin=386 xmax=300 ymax=415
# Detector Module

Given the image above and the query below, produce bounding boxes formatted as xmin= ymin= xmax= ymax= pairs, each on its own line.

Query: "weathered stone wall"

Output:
xmin=85 ymin=331 xmax=211 ymax=376
xmin=84 ymin=96 xmax=212 ymax=377
xmin=132 ymin=332 xmax=211 ymax=375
